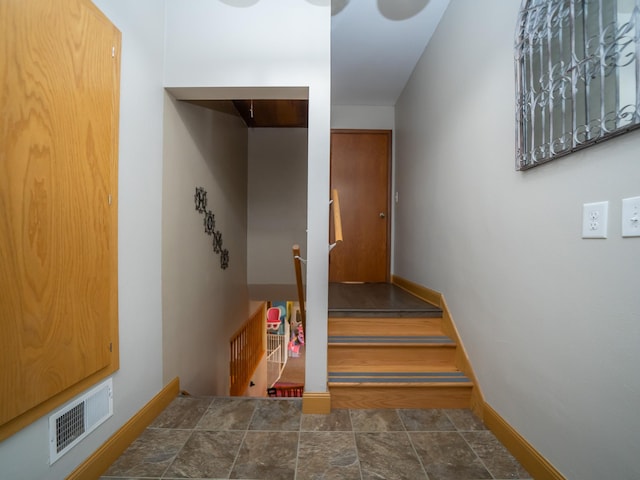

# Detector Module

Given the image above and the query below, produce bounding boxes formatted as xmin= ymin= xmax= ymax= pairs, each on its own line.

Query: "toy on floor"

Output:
xmin=288 ymin=323 xmax=304 ymax=357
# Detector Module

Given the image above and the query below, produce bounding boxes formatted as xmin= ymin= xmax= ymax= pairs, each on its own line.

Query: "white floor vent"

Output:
xmin=49 ymin=378 xmax=113 ymax=464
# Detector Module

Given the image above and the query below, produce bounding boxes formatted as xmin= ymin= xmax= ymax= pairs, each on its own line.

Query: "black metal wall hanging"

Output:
xmin=220 ymin=249 xmax=229 ymax=270
xmin=204 ymin=210 xmax=215 ymax=235
xmin=212 ymin=231 xmax=223 ymax=253
xmin=194 ymin=187 xmax=207 ymax=213
xmin=194 ymin=186 xmax=229 ymax=270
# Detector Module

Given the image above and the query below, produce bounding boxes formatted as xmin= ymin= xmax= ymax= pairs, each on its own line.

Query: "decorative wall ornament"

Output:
xmin=515 ymin=0 xmax=640 ymax=170
xmin=194 ymin=187 xmax=207 ymax=213
xmin=220 ymin=249 xmax=229 ymax=270
xmin=212 ymin=231 xmax=223 ymax=254
xmin=194 ymin=187 xmax=229 ymax=270
xmin=204 ymin=210 xmax=215 ymax=235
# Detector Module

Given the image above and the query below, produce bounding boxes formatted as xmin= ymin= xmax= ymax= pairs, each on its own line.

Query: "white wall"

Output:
xmin=247 ymin=128 xmax=308 ymax=286
xmin=394 ymin=2 xmax=640 ymax=479
xmin=163 ymin=0 xmax=331 ymax=393
xmin=0 ymin=2 xmax=166 ymax=478
xmin=331 ymin=105 xmax=395 ymax=130
xmin=163 ymin=1 xmax=327 ymax=90
xmin=162 ymin=96 xmax=250 ymax=396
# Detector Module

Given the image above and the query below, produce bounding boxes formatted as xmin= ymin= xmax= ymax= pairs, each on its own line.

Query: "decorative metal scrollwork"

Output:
xmin=515 ymin=0 xmax=640 ymax=170
xmin=194 ymin=187 xmax=207 ymax=213
xmin=212 ymin=231 xmax=223 ymax=254
xmin=220 ymin=249 xmax=229 ymax=270
xmin=203 ymin=210 xmax=215 ymax=235
xmin=193 ymin=187 xmax=229 ymax=270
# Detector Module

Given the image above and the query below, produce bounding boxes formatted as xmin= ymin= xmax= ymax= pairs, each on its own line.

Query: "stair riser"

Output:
xmin=329 ymin=385 xmax=472 ymax=409
xmin=329 ymin=317 xmax=443 ymax=337
xmin=328 ymin=345 xmax=456 ymax=371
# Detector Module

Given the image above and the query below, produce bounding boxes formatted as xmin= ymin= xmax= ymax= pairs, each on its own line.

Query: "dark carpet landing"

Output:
xmin=328 ymin=282 xmax=442 ymax=318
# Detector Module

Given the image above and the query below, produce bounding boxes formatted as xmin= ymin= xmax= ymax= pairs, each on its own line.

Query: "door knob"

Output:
xmin=379 ymin=212 xmax=385 ymax=218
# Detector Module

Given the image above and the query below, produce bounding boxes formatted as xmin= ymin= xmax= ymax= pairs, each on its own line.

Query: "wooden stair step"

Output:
xmin=328 ymin=371 xmax=471 ymax=385
xmin=328 ymin=335 xmax=455 ymax=346
xmin=328 ymin=306 xmax=442 ymax=318
xmin=328 ymin=340 xmax=457 ymax=369
xmin=328 ymin=317 xmax=444 ymax=337
xmin=328 ymin=370 xmax=473 ymax=409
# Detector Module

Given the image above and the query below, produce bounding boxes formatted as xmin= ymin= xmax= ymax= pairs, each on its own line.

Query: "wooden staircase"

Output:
xmin=328 ymin=305 xmax=474 ymax=409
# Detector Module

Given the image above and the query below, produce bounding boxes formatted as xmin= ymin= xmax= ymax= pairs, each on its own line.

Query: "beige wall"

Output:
xmin=163 ymin=0 xmax=331 ymax=393
xmin=247 ymin=128 xmax=308 ymax=286
xmin=331 ymin=105 xmax=395 ymax=130
xmin=162 ymin=95 xmax=250 ymax=395
xmin=394 ymin=2 xmax=640 ymax=479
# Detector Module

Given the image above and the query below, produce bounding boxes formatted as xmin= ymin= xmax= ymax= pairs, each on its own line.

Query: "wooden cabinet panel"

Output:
xmin=0 ymin=0 xmax=120 ymax=434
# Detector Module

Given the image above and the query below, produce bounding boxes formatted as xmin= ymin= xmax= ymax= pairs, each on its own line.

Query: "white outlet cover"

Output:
xmin=582 ymin=201 xmax=608 ymax=239
xmin=622 ymin=196 xmax=640 ymax=237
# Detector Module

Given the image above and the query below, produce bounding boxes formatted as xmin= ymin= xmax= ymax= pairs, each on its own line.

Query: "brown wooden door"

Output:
xmin=0 ymin=0 xmax=120 ymax=434
xmin=330 ymin=130 xmax=391 ymax=283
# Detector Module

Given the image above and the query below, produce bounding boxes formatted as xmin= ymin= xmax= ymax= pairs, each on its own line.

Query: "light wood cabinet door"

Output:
xmin=0 ymin=0 xmax=120 ymax=437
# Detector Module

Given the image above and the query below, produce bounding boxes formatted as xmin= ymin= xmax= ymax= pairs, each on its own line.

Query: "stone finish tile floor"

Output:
xmin=101 ymin=395 xmax=532 ymax=480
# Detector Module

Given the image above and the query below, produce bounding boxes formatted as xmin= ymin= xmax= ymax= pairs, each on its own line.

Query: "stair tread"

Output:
xmin=328 ymin=371 xmax=472 ymax=384
xmin=328 ymin=335 xmax=454 ymax=345
xmin=329 ymin=370 xmax=468 ymax=376
xmin=328 ymin=283 xmax=442 ymax=318
xmin=328 ymin=309 xmax=442 ymax=318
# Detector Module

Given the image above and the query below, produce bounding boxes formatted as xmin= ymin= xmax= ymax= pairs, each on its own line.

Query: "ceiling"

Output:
xmin=187 ymin=0 xmax=450 ymax=127
xmin=331 ymin=0 xmax=450 ymax=106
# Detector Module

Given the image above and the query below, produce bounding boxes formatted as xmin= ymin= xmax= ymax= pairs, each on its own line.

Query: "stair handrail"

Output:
xmin=330 ymin=188 xmax=343 ymax=251
xmin=292 ymin=244 xmax=306 ymax=335
xmin=291 ymin=190 xmax=341 ymax=336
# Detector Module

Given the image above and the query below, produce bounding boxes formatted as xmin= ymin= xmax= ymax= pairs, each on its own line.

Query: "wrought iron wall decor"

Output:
xmin=204 ymin=210 xmax=215 ymax=235
xmin=212 ymin=231 xmax=223 ymax=254
xmin=515 ymin=0 xmax=640 ymax=170
xmin=194 ymin=187 xmax=207 ymax=213
xmin=194 ymin=187 xmax=229 ymax=270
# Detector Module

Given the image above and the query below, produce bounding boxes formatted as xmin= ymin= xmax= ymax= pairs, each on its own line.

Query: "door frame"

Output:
xmin=330 ymin=129 xmax=392 ymax=283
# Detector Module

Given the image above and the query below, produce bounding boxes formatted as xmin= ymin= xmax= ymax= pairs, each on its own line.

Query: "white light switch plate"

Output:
xmin=622 ymin=196 xmax=640 ymax=237
xmin=582 ymin=201 xmax=608 ymax=239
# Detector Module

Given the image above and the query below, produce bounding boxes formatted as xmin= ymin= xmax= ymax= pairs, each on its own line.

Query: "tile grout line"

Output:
xmin=293 ymin=405 xmax=302 ymax=480
xmin=458 ymin=431 xmax=497 ymax=480
xmin=347 ymin=409 xmax=365 ymax=480
xmin=158 ymin=426 xmax=197 ymax=478
xmin=398 ymin=409 xmax=432 ymax=480
xmin=144 ymin=395 xmax=211 ymax=480
xmin=444 ymin=409 xmax=497 ymax=480
xmin=226 ymin=398 xmax=258 ymax=479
